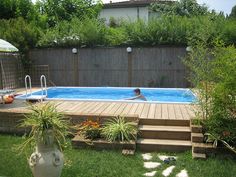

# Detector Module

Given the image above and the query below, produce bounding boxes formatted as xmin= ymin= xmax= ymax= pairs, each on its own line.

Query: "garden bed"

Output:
xmin=72 ymin=135 xmax=136 ymax=151
xmin=71 ymin=116 xmax=139 ymax=151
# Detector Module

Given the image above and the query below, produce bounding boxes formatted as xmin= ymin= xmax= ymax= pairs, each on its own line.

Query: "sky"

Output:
xmin=32 ymin=0 xmax=236 ymax=15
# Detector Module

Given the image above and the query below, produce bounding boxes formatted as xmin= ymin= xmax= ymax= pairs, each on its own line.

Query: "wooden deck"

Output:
xmin=0 ymin=100 xmax=195 ymax=120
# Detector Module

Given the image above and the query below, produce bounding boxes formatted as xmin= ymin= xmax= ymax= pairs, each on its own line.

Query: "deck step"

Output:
xmin=191 ymin=133 xmax=204 ymax=143
xmin=192 ymin=152 xmax=206 ymax=159
xmin=139 ymin=119 xmax=190 ymax=126
xmin=137 ymin=138 xmax=192 ymax=152
xmin=139 ymin=125 xmax=191 ymax=140
xmin=192 ymin=143 xmax=214 ymax=154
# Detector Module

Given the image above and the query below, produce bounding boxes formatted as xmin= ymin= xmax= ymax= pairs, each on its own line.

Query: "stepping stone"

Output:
xmin=176 ymin=169 xmax=188 ymax=177
xmin=122 ymin=149 xmax=135 ymax=156
xmin=144 ymin=162 xmax=161 ymax=169
xmin=143 ymin=171 xmax=157 ymax=177
xmin=162 ymin=165 xmax=175 ymax=177
xmin=142 ymin=153 xmax=153 ymax=160
xmin=158 ymin=155 xmax=177 ymax=161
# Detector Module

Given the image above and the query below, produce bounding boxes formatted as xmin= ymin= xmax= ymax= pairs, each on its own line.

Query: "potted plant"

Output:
xmin=18 ymin=103 xmax=70 ymax=177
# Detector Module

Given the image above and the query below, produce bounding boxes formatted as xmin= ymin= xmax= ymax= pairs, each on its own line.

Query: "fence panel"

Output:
xmin=29 ymin=47 xmax=189 ymax=88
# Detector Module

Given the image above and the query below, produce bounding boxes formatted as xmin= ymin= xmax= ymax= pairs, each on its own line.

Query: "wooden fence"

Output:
xmin=29 ymin=47 xmax=190 ymax=88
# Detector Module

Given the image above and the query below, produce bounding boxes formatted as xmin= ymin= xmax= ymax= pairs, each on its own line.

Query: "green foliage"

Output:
xmin=38 ymin=0 xmax=102 ymax=27
xmin=229 ymin=5 xmax=236 ymax=18
xmin=37 ymin=17 xmax=107 ymax=47
xmin=0 ymin=0 xmax=36 ymax=21
xmin=77 ymin=119 xmax=101 ymax=140
xmin=105 ymin=27 xmax=127 ymax=46
xmin=184 ymin=41 xmax=236 ymax=148
xmin=18 ymin=103 xmax=70 ymax=152
xmin=205 ymin=43 xmax=236 ymax=146
xmin=37 ymin=15 xmax=236 ymax=48
xmin=205 ymin=133 xmax=236 ymax=154
xmin=150 ymin=0 xmax=209 ymax=17
xmin=101 ymin=116 xmax=137 ymax=142
xmin=222 ymin=19 xmax=236 ymax=45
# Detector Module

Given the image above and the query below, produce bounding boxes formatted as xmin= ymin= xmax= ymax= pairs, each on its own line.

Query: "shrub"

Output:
xmin=184 ymin=40 xmax=236 ymax=153
xmin=101 ymin=116 xmax=137 ymax=142
xmin=77 ymin=119 xmax=101 ymax=140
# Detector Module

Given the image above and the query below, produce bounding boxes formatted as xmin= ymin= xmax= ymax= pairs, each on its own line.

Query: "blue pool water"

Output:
xmin=17 ymin=87 xmax=196 ymax=103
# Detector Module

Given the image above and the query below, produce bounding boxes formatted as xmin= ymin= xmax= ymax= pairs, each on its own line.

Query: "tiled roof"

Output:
xmin=103 ymin=0 xmax=175 ymax=9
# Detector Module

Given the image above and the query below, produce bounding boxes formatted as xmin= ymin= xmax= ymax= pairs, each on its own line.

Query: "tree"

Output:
xmin=38 ymin=0 xmax=102 ymax=27
xmin=0 ymin=0 xmax=17 ymax=19
xmin=0 ymin=0 xmax=38 ymax=21
xmin=150 ymin=0 xmax=209 ymax=17
xmin=229 ymin=5 xmax=236 ymax=18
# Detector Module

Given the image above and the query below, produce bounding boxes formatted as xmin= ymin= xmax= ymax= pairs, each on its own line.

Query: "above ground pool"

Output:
xmin=16 ymin=87 xmax=196 ymax=103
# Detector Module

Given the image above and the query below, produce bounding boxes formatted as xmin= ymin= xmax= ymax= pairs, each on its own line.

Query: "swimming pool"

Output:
xmin=16 ymin=87 xmax=196 ymax=103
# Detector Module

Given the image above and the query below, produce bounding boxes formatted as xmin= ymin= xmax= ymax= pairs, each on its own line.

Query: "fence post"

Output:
xmin=127 ymin=47 xmax=132 ymax=87
xmin=0 ymin=59 xmax=2 ymax=89
xmin=72 ymin=48 xmax=79 ymax=86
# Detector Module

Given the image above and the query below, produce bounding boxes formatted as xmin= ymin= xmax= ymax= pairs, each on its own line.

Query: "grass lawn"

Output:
xmin=0 ymin=134 xmax=235 ymax=177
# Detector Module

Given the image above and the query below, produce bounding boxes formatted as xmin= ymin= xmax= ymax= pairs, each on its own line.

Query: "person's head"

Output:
xmin=134 ymin=88 xmax=141 ymax=96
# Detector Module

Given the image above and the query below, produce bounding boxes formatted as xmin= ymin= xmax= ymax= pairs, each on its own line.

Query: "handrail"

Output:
xmin=40 ymin=75 xmax=47 ymax=100
xmin=25 ymin=75 xmax=32 ymax=97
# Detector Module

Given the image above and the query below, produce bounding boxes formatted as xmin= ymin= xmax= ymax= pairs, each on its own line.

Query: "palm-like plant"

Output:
xmin=19 ymin=103 xmax=70 ymax=152
xmin=101 ymin=116 xmax=137 ymax=142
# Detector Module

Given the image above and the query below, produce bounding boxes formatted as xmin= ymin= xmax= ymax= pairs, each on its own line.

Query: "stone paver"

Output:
xmin=176 ymin=169 xmax=188 ymax=177
xmin=143 ymin=171 xmax=157 ymax=177
xmin=144 ymin=162 xmax=161 ymax=169
xmin=162 ymin=165 xmax=176 ymax=177
xmin=142 ymin=153 xmax=153 ymax=161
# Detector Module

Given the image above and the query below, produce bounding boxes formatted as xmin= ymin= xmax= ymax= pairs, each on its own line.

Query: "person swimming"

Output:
xmin=126 ymin=88 xmax=147 ymax=101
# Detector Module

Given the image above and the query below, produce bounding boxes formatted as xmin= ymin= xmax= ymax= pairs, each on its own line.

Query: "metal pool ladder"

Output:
xmin=24 ymin=75 xmax=47 ymax=102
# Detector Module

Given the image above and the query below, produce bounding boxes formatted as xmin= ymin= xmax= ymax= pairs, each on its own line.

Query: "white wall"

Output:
xmin=99 ymin=7 xmax=149 ymax=23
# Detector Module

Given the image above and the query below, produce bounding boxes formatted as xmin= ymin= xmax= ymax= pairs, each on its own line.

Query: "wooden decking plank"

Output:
xmin=114 ymin=103 xmax=128 ymax=116
xmin=84 ymin=102 xmax=101 ymax=113
xmin=57 ymin=102 xmax=76 ymax=112
xmin=140 ymin=103 xmax=151 ymax=118
xmin=154 ymin=104 xmax=162 ymax=119
xmin=1 ymin=99 xmax=194 ymax=121
xmin=185 ymin=104 xmax=195 ymax=118
xmin=109 ymin=103 xmax=123 ymax=115
xmin=174 ymin=104 xmax=184 ymax=119
xmin=134 ymin=103 xmax=145 ymax=117
xmin=128 ymin=103 xmax=139 ymax=115
xmin=55 ymin=101 xmax=70 ymax=110
xmin=161 ymin=104 xmax=169 ymax=119
xmin=179 ymin=104 xmax=189 ymax=120
xmin=147 ymin=104 xmax=156 ymax=119
xmin=100 ymin=102 xmax=117 ymax=114
xmin=120 ymin=103 xmax=133 ymax=115
xmin=66 ymin=102 xmax=84 ymax=111
xmin=168 ymin=104 xmax=176 ymax=119
xmin=75 ymin=102 xmax=94 ymax=114
xmin=96 ymin=102 xmax=112 ymax=115
xmin=68 ymin=102 xmax=87 ymax=113
xmin=91 ymin=102 xmax=107 ymax=114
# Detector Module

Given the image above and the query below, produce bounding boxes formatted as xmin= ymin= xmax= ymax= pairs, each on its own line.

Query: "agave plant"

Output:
xmin=18 ymin=103 xmax=70 ymax=152
xmin=205 ymin=133 xmax=236 ymax=154
xmin=101 ymin=116 xmax=137 ymax=142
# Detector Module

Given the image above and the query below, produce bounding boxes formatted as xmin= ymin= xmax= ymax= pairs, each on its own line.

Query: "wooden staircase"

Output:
xmin=137 ymin=119 xmax=192 ymax=152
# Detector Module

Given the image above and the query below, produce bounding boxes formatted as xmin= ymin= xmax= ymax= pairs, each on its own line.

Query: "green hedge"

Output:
xmin=36 ymin=15 xmax=236 ymax=48
xmin=1 ymin=15 xmax=236 ymax=50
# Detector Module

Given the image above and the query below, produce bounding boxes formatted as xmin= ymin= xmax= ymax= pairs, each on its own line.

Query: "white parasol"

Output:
xmin=0 ymin=39 xmax=19 ymax=52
